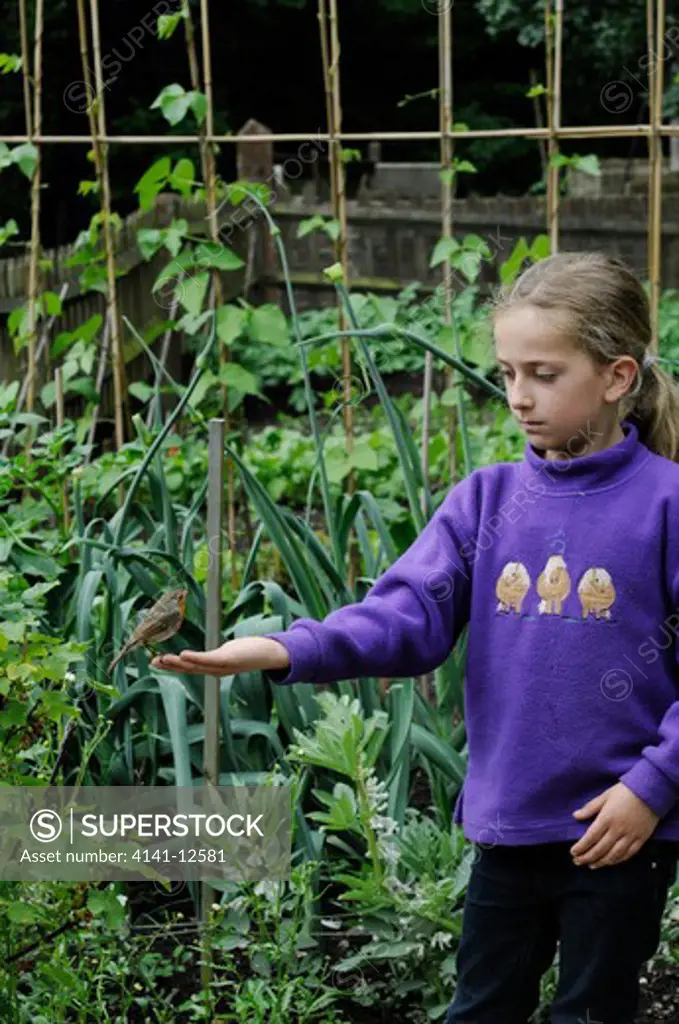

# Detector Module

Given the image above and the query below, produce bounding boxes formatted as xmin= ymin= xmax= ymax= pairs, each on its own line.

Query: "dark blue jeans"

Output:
xmin=445 ymin=839 xmax=679 ymax=1024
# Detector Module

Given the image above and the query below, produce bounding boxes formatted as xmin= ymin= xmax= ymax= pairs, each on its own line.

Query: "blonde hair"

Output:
xmin=489 ymin=251 xmax=679 ymax=462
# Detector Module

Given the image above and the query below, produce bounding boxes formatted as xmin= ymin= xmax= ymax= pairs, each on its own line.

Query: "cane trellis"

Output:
xmin=1 ymin=1 xmax=673 ymax=455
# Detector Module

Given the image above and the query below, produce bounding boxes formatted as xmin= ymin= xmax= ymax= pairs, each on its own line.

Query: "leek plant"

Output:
xmin=54 ymin=187 xmax=508 ymax=883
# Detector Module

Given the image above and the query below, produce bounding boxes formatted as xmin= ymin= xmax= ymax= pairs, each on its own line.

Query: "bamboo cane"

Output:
xmin=544 ymin=0 xmax=558 ymax=252
xmin=85 ymin=0 xmax=128 ymax=464
xmin=189 ymin=27 xmax=233 ymax=981
xmin=54 ymin=366 xmax=71 ymax=534
xmin=17 ymin=0 xmax=31 ymax=143
xmin=420 ymin=132 xmax=438 ymax=514
xmin=197 ymin=0 xmax=223 ymax=296
xmin=317 ymin=0 xmax=336 ymax=206
xmin=200 ymin=417 xmax=225 ymax=987
xmin=529 ymin=68 xmax=548 ymax=178
xmin=18 ymin=0 xmax=43 ymax=416
xmin=650 ymin=0 xmax=665 ymax=349
xmin=85 ymin=311 xmax=111 ymax=462
xmin=328 ymin=0 xmax=352 ymax=466
xmin=183 ymin=1 xmax=211 ymax=219
xmin=551 ymin=0 xmax=563 ymax=252
xmin=321 ymin=0 xmax=357 ymax=590
xmin=646 ymin=0 xmax=656 ymax=308
xmin=198 ymin=0 xmax=238 ymax=595
xmin=439 ymin=3 xmax=456 ymax=493
xmin=0 ymin=125 xmax=671 ymax=145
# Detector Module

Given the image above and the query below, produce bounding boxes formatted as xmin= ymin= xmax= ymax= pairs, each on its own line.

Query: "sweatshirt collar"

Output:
xmin=521 ymin=419 xmax=650 ymax=495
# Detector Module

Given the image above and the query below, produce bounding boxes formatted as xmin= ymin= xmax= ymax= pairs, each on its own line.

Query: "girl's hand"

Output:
xmin=569 ymin=782 xmax=661 ymax=868
xmin=150 ymin=637 xmax=290 ymax=678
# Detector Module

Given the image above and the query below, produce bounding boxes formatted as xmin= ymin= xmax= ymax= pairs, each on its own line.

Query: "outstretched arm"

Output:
xmin=153 ymin=473 xmax=480 ymax=684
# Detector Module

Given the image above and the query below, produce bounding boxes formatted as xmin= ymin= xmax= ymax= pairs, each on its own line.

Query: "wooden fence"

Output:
xmin=0 ymin=194 xmax=252 ymax=418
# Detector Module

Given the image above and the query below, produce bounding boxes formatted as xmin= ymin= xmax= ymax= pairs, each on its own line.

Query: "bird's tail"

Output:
xmin=107 ymin=640 xmax=138 ymax=674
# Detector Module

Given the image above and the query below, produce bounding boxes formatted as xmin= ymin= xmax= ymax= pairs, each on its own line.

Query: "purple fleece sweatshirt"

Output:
xmin=264 ymin=420 xmax=679 ymax=845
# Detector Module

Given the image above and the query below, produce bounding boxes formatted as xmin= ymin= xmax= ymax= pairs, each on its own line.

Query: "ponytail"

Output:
xmin=624 ymin=359 xmax=679 ymax=463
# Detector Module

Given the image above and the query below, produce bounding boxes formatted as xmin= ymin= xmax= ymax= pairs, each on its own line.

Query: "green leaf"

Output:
xmin=0 ymin=700 xmax=27 ymax=728
xmin=429 ymin=236 xmax=460 ymax=268
xmin=462 ymin=233 xmax=491 ymax=258
xmin=526 ymin=83 xmax=547 ymax=98
xmin=179 ymin=272 xmax=210 ymax=317
xmin=134 ymin=157 xmax=171 ymax=211
xmin=129 ymin=381 xmax=155 ymax=403
xmin=452 ymin=250 xmax=482 ymax=284
xmin=189 ymin=91 xmax=207 ymax=125
xmin=41 ymin=291 xmax=62 ymax=317
xmin=324 ymin=219 xmax=341 ymax=241
xmin=79 ymin=263 xmax=110 ymax=295
xmin=249 ymin=304 xmax=289 ymax=347
xmin=12 ymin=142 xmax=38 ymax=179
xmin=499 ymin=237 xmax=530 ymax=285
xmin=140 ymin=220 xmax=188 ymax=261
xmin=175 ymin=309 xmax=212 ymax=335
xmin=12 ymin=412 xmax=47 ymax=427
xmin=6 ymin=902 xmax=42 ymax=925
xmin=22 ymin=582 xmax=59 ymax=603
xmin=308 ymin=782 xmax=359 ymax=832
xmin=170 ymin=159 xmax=195 ymax=196
xmin=216 ymin=304 xmax=248 ymax=346
xmin=137 ymin=228 xmax=163 ymax=261
xmin=325 ymin=448 xmax=351 ymax=484
xmin=8 ymin=304 xmax=28 ymax=343
xmin=227 ymin=180 xmax=271 ymax=207
xmin=190 ymin=367 xmax=219 ymax=408
xmin=352 ymin=940 xmax=421 ymax=961
xmin=0 ymin=53 xmax=22 ymax=74
xmin=87 ymin=888 xmax=127 ymax=929
xmin=529 ymin=234 xmax=551 ymax=261
xmin=0 ymin=620 xmax=25 ymax=643
xmin=40 ymin=381 xmax=56 ymax=408
xmin=573 ymin=153 xmax=601 ymax=177
xmin=52 ymin=313 xmax=103 ymax=359
xmin=0 ymin=219 xmax=18 ymax=246
xmin=323 ymin=262 xmax=343 ymax=282
xmin=41 ymin=963 xmax=81 ymax=990
xmin=40 ymin=691 xmax=75 ymax=722
xmin=62 ymin=359 xmax=79 ymax=383
xmin=218 ymin=363 xmax=263 ymax=399
xmin=12 ymin=547 xmax=61 ymax=579
xmin=0 ymin=142 xmax=13 ymax=172
xmin=151 ymin=83 xmax=191 ymax=127
xmin=73 ymin=313 xmax=103 ymax=346
xmin=349 ymin=441 xmax=379 ymax=472
xmin=77 ymin=179 xmax=99 ymax=197
xmin=192 ymin=242 xmax=244 ymax=271
xmin=157 ymin=12 xmax=183 ymax=39
xmin=65 ymin=377 xmax=98 ymax=402
xmin=296 ymin=215 xmax=325 ymax=238
xmin=157 ymin=676 xmax=193 ymax=787
xmin=158 ymin=227 xmax=184 ymax=265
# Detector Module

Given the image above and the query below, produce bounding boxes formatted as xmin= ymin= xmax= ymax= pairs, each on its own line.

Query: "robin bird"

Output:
xmin=107 ymin=588 xmax=188 ymax=674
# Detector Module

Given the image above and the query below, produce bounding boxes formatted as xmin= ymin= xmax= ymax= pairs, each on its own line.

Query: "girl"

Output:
xmin=153 ymin=251 xmax=679 ymax=1023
